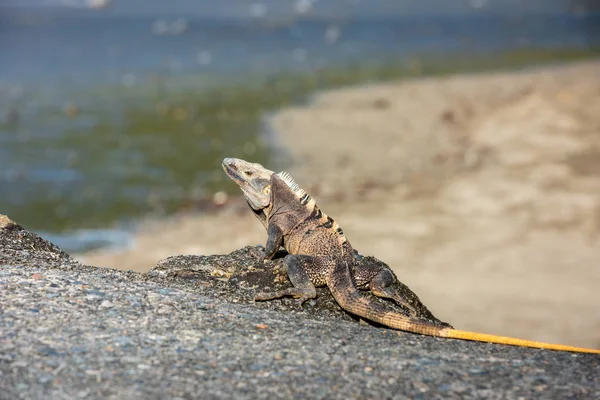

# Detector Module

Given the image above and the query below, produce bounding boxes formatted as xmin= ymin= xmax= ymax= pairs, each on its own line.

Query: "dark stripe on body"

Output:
xmin=322 ymin=216 xmax=334 ymax=229
xmin=300 ymin=194 xmax=310 ymax=205
xmin=307 ymin=205 xmax=322 ymax=221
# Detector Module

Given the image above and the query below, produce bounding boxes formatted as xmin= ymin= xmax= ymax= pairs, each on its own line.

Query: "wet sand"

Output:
xmin=78 ymin=60 xmax=600 ymax=349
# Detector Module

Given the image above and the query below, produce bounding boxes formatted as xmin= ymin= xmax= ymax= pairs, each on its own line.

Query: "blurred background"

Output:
xmin=1 ymin=0 xmax=599 ymax=252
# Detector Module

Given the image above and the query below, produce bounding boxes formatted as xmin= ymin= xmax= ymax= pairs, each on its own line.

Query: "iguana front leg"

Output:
xmin=264 ymin=224 xmax=284 ymax=259
xmin=255 ymin=223 xmax=318 ymax=303
xmin=255 ymin=254 xmax=318 ymax=304
xmin=246 ymin=224 xmax=283 ymax=260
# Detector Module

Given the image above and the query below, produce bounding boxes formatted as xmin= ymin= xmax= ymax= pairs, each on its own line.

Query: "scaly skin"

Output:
xmin=222 ymin=157 xmax=600 ymax=354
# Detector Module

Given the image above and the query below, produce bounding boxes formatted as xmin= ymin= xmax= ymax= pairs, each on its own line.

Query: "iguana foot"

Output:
xmin=247 ymin=246 xmax=267 ymax=260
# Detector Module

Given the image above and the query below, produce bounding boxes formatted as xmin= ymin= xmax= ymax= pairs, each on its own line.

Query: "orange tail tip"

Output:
xmin=442 ymin=329 xmax=600 ymax=354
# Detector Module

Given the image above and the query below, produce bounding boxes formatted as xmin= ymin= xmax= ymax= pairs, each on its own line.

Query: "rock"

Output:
xmin=0 ymin=214 xmax=19 ymax=229
xmin=1 ymin=224 xmax=599 ymax=399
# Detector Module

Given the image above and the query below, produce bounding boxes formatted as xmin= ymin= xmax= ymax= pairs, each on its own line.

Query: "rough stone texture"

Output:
xmin=1 ymin=221 xmax=599 ymax=399
xmin=149 ymin=247 xmax=450 ymax=328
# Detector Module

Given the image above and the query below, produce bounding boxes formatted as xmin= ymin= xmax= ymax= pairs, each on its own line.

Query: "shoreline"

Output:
xmin=77 ymin=59 xmax=600 ymax=348
xmin=4 ymin=48 xmax=600 ymax=235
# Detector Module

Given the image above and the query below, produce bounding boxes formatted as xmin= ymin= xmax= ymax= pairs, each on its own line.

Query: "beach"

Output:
xmin=78 ymin=60 xmax=600 ymax=349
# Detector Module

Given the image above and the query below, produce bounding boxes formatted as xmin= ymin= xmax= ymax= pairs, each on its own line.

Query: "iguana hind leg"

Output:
xmin=356 ymin=265 xmax=417 ymax=316
xmin=370 ymin=268 xmax=417 ymax=315
xmin=255 ymin=254 xmax=317 ymax=304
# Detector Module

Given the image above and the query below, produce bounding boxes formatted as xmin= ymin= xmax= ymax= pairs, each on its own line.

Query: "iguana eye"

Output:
xmin=263 ymin=185 xmax=270 ymax=195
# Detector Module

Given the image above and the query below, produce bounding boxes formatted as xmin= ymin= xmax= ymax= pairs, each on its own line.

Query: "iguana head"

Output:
xmin=222 ymin=158 xmax=274 ymax=211
xmin=223 ymin=158 xmax=349 ymax=254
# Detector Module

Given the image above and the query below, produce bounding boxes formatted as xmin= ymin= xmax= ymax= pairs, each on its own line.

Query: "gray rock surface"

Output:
xmin=1 ymin=219 xmax=599 ymax=399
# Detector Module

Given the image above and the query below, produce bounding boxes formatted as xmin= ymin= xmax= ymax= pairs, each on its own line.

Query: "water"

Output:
xmin=2 ymin=8 xmax=599 ymax=85
xmin=1 ymin=3 xmax=599 ymax=252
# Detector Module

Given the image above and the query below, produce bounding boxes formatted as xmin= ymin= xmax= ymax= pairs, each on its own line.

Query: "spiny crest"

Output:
xmin=277 ymin=170 xmax=346 ymax=242
xmin=277 ymin=171 xmax=307 ymax=197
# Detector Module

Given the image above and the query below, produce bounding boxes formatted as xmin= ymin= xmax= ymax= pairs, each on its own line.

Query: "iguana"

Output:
xmin=222 ymin=157 xmax=600 ymax=354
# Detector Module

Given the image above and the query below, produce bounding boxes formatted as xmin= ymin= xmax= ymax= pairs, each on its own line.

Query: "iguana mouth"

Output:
xmin=222 ymin=158 xmax=243 ymax=183
xmin=222 ymin=159 xmax=257 ymax=197
xmin=222 ymin=162 xmax=255 ymax=204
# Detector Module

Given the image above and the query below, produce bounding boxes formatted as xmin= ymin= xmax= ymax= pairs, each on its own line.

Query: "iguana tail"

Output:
xmin=439 ymin=329 xmax=600 ymax=354
xmin=344 ymin=292 xmax=600 ymax=354
xmin=327 ymin=261 xmax=600 ymax=354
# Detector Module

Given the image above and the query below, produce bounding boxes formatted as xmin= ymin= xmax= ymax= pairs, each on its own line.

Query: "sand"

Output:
xmin=78 ymin=60 xmax=600 ymax=349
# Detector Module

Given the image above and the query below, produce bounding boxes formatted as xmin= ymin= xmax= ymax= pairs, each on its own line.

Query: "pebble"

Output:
xmin=120 ymin=356 xmax=141 ymax=364
xmin=99 ymin=300 xmax=113 ymax=308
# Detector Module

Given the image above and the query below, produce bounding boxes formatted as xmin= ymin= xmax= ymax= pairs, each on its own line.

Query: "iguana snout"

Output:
xmin=222 ymin=158 xmax=273 ymax=210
